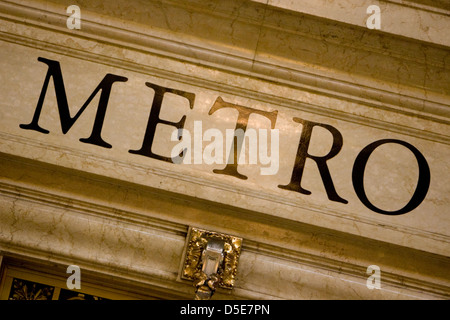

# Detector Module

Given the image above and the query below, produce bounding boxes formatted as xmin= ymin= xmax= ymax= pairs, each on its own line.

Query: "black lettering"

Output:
xmin=278 ymin=118 xmax=348 ymax=204
xmin=352 ymin=139 xmax=430 ymax=215
xmin=129 ymin=82 xmax=195 ymax=162
xmin=208 ymin=97 xmax=278 ymax=180
xmin=19 ymin=57 xmax=128 ymax=148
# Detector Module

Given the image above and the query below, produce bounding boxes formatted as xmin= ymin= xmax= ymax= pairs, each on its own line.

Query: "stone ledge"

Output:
xmin=0 ymin=153 xmax=449 ymax=299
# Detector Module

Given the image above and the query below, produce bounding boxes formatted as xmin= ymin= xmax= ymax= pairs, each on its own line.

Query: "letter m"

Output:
xmin=20 ymin=57 xmax=128 ymax=148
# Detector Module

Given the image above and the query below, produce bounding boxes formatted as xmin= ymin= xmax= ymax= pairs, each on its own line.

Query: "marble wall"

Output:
xmin=0 ymin=0 xmax=449 ymax=299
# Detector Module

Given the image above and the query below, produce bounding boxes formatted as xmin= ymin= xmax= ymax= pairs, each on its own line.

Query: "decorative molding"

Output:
xmin=2 ymin=132 xmax=449 ymax=251
xmin=0 ymin=177 xmax=449 ymax=299
xmin=261 ymin=0 xmax=450 ymax=46
xmin=0 ymin=0 xmax=449 ymax=125
xmin=242 ymin=240 xmax=450 ymax=299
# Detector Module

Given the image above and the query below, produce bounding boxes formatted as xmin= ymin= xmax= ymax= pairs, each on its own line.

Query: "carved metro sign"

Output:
xmin=20 ymin=57 xmax=430 ymax=216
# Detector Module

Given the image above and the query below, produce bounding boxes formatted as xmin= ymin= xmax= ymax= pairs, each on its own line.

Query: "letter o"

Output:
xmin=352 ymin=139 xmax=430 ymax=215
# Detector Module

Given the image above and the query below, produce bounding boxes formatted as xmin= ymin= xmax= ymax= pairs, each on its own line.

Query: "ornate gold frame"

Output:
xmin=181 ymin=227 xmax=242 ymax=289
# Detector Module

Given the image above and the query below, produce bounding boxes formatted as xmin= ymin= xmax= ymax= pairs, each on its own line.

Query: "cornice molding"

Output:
xmin=1 ymin=166 xmax=449 ymax=299
xmin=2 ymin=131 xmax=449 ymax=256
xmin=0 ymin=0 xmax=449 ymax=124
xmin=259 ymin=0 xmax=450 ymax=45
